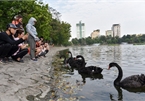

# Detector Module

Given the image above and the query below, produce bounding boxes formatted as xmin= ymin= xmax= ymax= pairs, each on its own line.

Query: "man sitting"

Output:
xmin=0 ymin=23 xmax=28 ymax=63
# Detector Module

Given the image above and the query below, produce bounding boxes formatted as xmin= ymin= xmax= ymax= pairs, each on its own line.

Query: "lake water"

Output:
xmin=51 ymin=45 xmax=145 ymax=101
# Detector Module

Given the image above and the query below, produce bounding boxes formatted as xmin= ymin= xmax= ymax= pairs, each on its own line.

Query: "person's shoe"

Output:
xmin=19 ymin=59 xmax=24 ymax=63
xmin=16 ymin=59 xmax=24 ymax=63
xmin=0 ymin=59 xmax=4 ymax=64
xmin=0 ymin=59 xmax=6 ymax=63
xmin=35 ymin=56 xmax=39 ymax=59
xmin=31 ymin=58 xmax=37 ymax=61
xmin=3 ymin=57 xmax=13 ymax=62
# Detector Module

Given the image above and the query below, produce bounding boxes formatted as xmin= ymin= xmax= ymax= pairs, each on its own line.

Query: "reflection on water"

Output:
xmin=110 ymin=85 xmax=123 ymax=101
xmin=79 ymin=73 xmax=103 ymax=84
xmin=56 ymin=45 xmax=145 ymax=101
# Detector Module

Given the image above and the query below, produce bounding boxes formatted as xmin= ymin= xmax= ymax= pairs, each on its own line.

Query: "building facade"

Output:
xmin=105 ymin=30 xmax=113 ymax=37
xmin=91 ymin=29 xmax=100 ymax=39
xmin=112 ymin=24 xmax=121 ymax=37
xmin=76 ymin=21 xmax=85 ymax=39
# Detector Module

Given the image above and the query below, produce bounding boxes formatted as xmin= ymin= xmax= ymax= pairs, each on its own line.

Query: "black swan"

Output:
xmin=66 ymin=51 xmax=84 ymax=68
xmin=76 ymin=55 xmax=103 ymax=74
xmin=59 ymin=54 xmax=75 ymax=72
xmin=108 ymin=62 xmax=145 ymax=88
xmin=75 ymin=55 xmax=86 ymax=67
xmin=64 ymin=51 xmax=75 ymax=67
xmin=67 ymin=51 xmax=73 ymax=58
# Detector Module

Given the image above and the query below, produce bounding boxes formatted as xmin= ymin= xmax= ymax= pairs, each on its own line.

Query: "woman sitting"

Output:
xmin=39 ymin=42 xmax=50 ymax=57
xmin=35 ymin=37 xmax=50 ymax=58
xmin=11 ymin=29 xmax=28 ymax=62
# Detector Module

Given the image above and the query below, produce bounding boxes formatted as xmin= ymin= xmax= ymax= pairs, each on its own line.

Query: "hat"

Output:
xmin=16 ymin=24 xmax=24 ymax=32
xmin=7 ymin=23 xmax=17 ymax=29
xmin=14 ymin=14 xmax=23 ymax=20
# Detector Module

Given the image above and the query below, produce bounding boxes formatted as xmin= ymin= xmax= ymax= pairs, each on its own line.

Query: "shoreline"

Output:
xmin=0 ymin=46 xmax=68 ymax=101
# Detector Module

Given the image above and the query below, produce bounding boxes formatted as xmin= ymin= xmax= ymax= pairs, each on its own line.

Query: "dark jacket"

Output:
xmin=0 ymin=32 xmax=24 ymax=45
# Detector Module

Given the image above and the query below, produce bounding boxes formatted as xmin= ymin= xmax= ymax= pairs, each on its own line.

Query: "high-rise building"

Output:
xmin=76 ymin=21 xmax=85 ymax=39
xmin=112 ymin=24 xmax=121 ymax=37
xmin=106 ymin=30 xmax=113 ymax=37
xmin=91 ymin=29 xmax=100 ymax=39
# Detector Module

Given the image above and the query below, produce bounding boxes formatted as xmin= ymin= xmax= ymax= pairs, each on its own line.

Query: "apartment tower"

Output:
xmin=112 ymin=24 xmax=121 ymax=37
xmin=76 ymin=21 xmax=85 ymax=39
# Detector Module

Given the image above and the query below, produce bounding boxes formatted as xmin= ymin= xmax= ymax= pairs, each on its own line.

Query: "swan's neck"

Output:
xmin=69 ymin=52 xmax=72 ymax=57
xmin=114 ymin=64 xmax=123 ymax=86
xmin=80 ymin=56 xmax=86 ymax=67
xmin=63 ymin=57 xmax=66 ymax=64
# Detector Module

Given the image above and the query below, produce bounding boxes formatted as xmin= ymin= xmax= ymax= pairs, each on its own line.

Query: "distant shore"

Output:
xmin=0 ymin=46 xmax=68 ymax=101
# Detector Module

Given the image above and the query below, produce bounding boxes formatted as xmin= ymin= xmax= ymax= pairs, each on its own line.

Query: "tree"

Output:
xmin=86 ymin=37 xmax=94 ymax=45
xmin=72 ymin=38 xmax=79 ymax=45
xmin=49 ymin=19 xmax=71 ymax=45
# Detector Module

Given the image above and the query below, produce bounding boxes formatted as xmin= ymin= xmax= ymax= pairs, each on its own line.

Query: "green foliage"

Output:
xmin=85 ymin=37 xmax=94 ymax=45
xmin=71 ymin=38 xmax=79 ymax=45
xmin=71 ymin=34 xmax=145 ymax=45
xmin=49 ymin=19 xmax=71 ymax=45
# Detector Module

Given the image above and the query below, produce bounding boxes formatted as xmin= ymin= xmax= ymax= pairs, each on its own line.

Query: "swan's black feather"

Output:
xmin=109 ymin=62 xmax=145 ymax=88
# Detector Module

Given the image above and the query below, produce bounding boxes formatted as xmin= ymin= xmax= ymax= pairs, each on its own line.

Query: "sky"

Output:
xmin=43 ymin=0 xmax=145 ymax=39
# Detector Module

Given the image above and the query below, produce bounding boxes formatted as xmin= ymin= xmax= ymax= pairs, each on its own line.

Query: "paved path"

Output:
xmin=0 ymin=46 xmax=68 ymax=101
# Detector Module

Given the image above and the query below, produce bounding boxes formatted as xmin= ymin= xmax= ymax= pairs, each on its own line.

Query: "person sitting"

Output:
xmin=11 ymin=28 xmax=29 ymax=62
xmin=35 ymin=39 xmax=43 ymax=58
xmin=36 ymin=36 xmax=50 ymax=58
xmin=0 ymin=23 xmax=28 ymax=63
xmin=41 ymin=42 xmax=50 ymax=57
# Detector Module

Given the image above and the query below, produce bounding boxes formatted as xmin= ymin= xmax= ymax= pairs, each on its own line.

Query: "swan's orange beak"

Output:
xmin=108 ymin=66 xmax=110 ymax=70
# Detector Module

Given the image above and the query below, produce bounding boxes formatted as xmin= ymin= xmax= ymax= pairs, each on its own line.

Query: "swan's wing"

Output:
xmin=121 ymin=75 xmax=142 ymax=88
